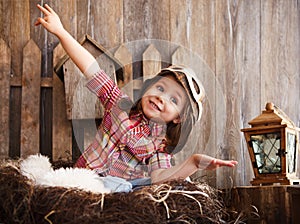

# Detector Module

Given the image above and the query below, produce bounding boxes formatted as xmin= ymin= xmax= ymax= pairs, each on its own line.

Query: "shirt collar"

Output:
xmin=131 ymin=112 xmax=167 ymax=137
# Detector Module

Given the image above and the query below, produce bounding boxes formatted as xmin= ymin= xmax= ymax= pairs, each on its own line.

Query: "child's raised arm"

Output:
xmin=35 ymin=4 xmax=99 ymax=78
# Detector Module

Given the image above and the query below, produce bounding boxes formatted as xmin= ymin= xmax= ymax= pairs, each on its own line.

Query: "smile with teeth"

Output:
xmin=150 ymin=101 xmax=161 ymax=111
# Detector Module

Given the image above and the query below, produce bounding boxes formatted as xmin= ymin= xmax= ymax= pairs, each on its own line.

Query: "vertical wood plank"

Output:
xmin=0 ymin=0 xmax=11 ymax=42
xmin=123 ymin=0 xmax=170 ymax=42
xmin=261 ymin=0 xmax=300 ymax=123
xmin=237 ymin=0 xmax=262 ymax=186
xmin=261 ymin=0 xmax=300 ymax=178
xmin=216 ymin=0 xmax=261 ymax=187
xmin=8 ymin=0 xmax=30 ymax=159
xmin=216 ymin=1 xmax=260 ymax=187
xmin=170 ymin=0 xmax=217 ymax=186
xmin=142 ymin=44 xmax=162 ymax=80
xmin=171 ymin=45 xmax=216 ymax=185
xmin=20 ymin=39 xmax=41 ymax=157
xmin=10 ymin=0 xmax=30 ymax=78
xmin=52 ymin=43 xmax=72 ymax=161
xmin=170 ymin=0 xmax=216 ymax=68
xmin=114 ymin=44 xmax=133 ymax=99
xmin=0 ymin=38 xmax=11 ymax=159
xmin=230 ymin=186 xmax=291 ymax=223
xmin=123 ymin=0 xmax=170 ymax=78
xmin=76 ymin=0 xmax=123 ymax=49
xmin=9 ymin=87 xmax=22 ymax=158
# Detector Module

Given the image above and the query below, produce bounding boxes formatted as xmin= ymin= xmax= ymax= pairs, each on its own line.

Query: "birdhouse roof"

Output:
xmin=54 ymin=34 xmax=124 ymax=81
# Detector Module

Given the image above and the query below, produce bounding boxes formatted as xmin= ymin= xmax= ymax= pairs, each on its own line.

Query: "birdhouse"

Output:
xmin=241 ymin=102 xmax=299 ymax=185
xmin=55 ymin=34 xmax=124 ymax=120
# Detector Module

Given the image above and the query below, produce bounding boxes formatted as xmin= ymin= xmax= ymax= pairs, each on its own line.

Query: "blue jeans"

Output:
xmin=128 ymin=177 xmax=151 ymax=188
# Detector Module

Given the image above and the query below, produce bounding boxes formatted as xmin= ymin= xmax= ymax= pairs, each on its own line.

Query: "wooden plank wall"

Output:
xmin=0 ymin=0 xmax=299 ymax=188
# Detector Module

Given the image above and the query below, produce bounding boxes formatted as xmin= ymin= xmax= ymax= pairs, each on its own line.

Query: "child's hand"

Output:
xmin=206 ymin=158 xmax=238 ymax=170
xmin=195 ymin=154 xmax=238 ymax=170
xmin=35 ymin=4 xmax=65 ymax=36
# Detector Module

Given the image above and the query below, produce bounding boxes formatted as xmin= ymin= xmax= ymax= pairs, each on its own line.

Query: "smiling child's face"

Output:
xmin=141 ymin=75 xmax=188 ymax=124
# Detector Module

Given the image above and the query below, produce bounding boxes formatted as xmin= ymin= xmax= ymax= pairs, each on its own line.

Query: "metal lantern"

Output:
xmin=241 ymin=102 xmax=299 ymax=185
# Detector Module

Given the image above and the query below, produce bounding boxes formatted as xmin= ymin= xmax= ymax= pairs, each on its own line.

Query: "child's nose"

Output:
xmin=156 ymin=95 xmax=165 ymax=104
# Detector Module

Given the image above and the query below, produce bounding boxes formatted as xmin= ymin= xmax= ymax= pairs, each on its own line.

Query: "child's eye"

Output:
xmin=157 ymin=85 xmax=164 ymax=92
xmin=170 ymin=97 xmax=178 ymax=105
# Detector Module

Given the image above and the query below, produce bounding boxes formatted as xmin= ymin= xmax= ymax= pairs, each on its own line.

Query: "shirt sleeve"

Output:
xmin=148 ymin=152 xmax=172 ymax=172
xmin=86 ymin=69 xmax=121 ymax=110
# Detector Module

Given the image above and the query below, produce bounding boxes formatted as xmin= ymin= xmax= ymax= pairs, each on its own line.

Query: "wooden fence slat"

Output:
xmin=20 ymin=39 xmax=41 ymax=158
xmin=114 ymin=44 xmax=133 ymax=99
xmin=172 ymin=46 xmax=189 ymax=66
xmin=10 ymin=0 xmax=30 ymax=78
xmin=52 ymin=43 xmax=72 ymax=161
xmin=0 ymin=38 xmax=11 ymax=159
xmin=142 ymin=44 xmax=161 ymax=80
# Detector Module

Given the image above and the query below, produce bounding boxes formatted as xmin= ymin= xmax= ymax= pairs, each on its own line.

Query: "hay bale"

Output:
xmin=0 ymin=160 xmax=236 ymax=224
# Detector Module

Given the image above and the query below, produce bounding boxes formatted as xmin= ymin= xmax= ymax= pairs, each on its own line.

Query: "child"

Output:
xmin=35 ymin=4 xmax=238 ymax=186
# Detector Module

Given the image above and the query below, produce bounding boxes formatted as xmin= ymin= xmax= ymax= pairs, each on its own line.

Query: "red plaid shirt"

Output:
xmin=75 ymin=70 xmax=172 ymax=180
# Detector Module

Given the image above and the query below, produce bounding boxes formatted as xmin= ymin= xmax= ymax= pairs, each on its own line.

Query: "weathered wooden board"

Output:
xmin=10 ymin=0 xmax=30 ymax=78
xmin=215 ymin=0 xmax=262 ymax=187
xmin=20 ymin=39 xmax=41 ymax=157
xmin=0 ymin=39 xmax=11 ymax=159
xmin=142 ymin=44 xmax=161 ymax=80
xmin=7 ymin=0 xmax=31 ymax=158
xmin=261 ymin=0 xmax=300 ymax=178
xmin=229 ymin=186 xmax=291 ymax=224
xmin=216 ymin=1 xmax=260 ymax=187
xmin=76 ymin=0 xmax=123 ymax=49
xmin=123 ymin=0 xmax=170 ymax=42
xmin=237 ymin=0 xmax=262 ymax=186
xmin=63 ymin=60 xmax=97 ymax=120
xmin=9 ymin=87 xmax=22 ymax=158
xmin=261 ymin=0 xmax=300 ymax=116
xmin=63 ymin=51 xmax=116 ymax=120
xmin=0 ymin=0 xmax=11 ymax=42
xmin=114 ymin=44 xmax=133 ymax=99
xmin=170 ymin=0 xmax=217 ymax=186
xmin=52 ymin=43 xmax=72 ymax=161
xmin=123 ymin=0 xmax=171 ymax=76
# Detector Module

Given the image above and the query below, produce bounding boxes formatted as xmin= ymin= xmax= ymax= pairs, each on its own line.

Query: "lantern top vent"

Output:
xmin=248 ymin=102 xmax=296 ymax=128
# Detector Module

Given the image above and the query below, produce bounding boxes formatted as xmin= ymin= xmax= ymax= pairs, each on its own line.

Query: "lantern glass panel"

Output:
xmin=250 ymin=132 xmax=281 ymax=174
xmin=286 ymin=132 xmax=296 ymax=174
